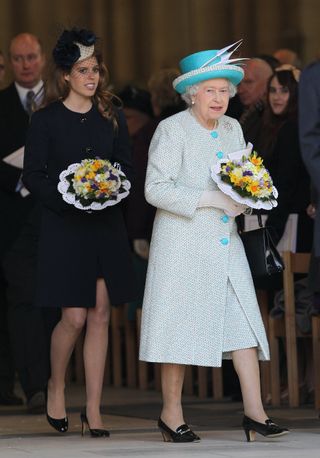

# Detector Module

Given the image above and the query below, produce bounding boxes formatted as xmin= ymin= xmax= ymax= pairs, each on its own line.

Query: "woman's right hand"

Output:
xmin=222 ymin=195 xmax=247 ymax=217
xmin=306 ymin=203 xmax=316 ymax=219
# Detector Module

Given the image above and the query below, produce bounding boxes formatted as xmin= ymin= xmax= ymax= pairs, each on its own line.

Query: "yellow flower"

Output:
xmin=246 ymin=182 xmax=260 ymax=195
xmin=91 ymin=160 xmax=103 ymax=172
xmin=86 ymin=172 xmax=95 ymax=180
xmin=250 ymin=153 xmax=263 ymax=167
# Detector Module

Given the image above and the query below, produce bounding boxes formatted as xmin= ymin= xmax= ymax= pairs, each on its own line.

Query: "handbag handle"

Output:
xmin=238 ymin=212 xmax=264 ymax=233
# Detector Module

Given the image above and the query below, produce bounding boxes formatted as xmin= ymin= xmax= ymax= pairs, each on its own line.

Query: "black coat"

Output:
xmin=23 ymin=101 xmax=136 ymax=307
xmin=263 ymin=120 xmax=313 ymax=251
xmin=0 ymin=83 xmax=35 ymax=257
xmin=299 ymin=61 xmax=320 ymax=256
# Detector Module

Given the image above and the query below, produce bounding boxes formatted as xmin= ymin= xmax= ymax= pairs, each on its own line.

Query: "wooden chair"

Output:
xmin=268 ymin=251 xmax=320 ymax=408
xmin=196 ymin=367 xmax=223 ymax=399
xmin=312 ymin=316 xmax=320 ymax=409
xmin=110 ymin=304 xmax=141 ymax=388
xmin=256 ymin=289 xmax=271 ymax=401
xmin=136 ymin=308 xmax=148 ymax=389
xmin=136 ymin=308 xmax=162 ymax=391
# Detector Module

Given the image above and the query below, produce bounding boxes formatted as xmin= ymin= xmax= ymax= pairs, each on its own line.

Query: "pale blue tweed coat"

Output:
xmin=139 ymin=109 xmax=270 ymax=366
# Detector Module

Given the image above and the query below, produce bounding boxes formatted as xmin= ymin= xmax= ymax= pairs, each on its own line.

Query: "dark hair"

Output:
xmin=148 ymin=68 xmax=183 ymax=115
xmin=269 ymin=69 xmax=298 ymax=118
xmin=44 ymin=51 xmax=117 ymax=126
xmin=118 ymin=85 xmax=153 ymax=116
xmin=257 ymin=69 xmax=298 ymax=158
xmin=256 ymin=54 xmax=280 ymax=71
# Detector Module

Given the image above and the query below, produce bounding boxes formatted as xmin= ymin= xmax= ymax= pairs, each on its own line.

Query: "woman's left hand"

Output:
xmin=224 ymin=204 xmax=247 ymax=217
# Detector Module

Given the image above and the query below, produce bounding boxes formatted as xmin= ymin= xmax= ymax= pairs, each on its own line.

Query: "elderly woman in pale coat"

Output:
xmin=139 ymin=41 xmax=288 ymax=443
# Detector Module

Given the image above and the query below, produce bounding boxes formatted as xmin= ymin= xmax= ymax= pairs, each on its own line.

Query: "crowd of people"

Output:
xmin=0 ymin=27 xmax=319 ymax=444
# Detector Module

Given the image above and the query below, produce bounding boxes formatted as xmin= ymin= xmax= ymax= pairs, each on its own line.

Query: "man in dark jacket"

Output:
xmin=0 ymin=33 xmax=58 ymax=413
xmin=299 ymin=60 xmax=320 ymax=257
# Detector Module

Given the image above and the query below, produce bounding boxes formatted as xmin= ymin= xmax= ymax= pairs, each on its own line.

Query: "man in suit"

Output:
xmin=299 ymin=61 xmax=320 ymax=255
xmin=0 ymin=33 xmax=58 ymax=413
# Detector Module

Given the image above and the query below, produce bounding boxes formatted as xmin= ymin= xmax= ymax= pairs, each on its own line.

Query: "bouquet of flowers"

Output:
xmin=211 ymin=143 xmax=278 ymax=210
xmin=57 ymin=158 xmax=131 ymax=210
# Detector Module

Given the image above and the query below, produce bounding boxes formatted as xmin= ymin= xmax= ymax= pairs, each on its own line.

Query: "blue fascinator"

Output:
xmin=173 ymin=40 xmax=247 ymax=94
xmin=53 ymin=28 xmax=97 ymax=70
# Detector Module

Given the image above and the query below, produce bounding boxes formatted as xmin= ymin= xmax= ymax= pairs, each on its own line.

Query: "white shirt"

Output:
xmin=15 ymin=80 xmax=44 ymax=111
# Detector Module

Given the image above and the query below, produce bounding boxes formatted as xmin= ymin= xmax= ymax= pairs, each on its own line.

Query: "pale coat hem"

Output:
xmin=139 ymin=346 xmax=269 ymax=367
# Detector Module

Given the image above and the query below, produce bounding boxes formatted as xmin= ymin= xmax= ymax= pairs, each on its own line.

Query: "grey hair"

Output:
xmin=181 ymin=80 xmax=237 ymax=106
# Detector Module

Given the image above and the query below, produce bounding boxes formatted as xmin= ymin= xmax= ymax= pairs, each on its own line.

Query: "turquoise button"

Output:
xmin=216 ymin=151 xmax=224 ymax=159
xmin=221 ymin=215 xmax=229 ymax=223
xmin=210 ymin=131 xmax=218 ymax=139
xmin=220 ymin=238 xmax=229 ymax=245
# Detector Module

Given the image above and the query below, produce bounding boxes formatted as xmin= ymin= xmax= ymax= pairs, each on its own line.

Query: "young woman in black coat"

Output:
xmin=254 ymin=65 xmax=313 ymax=251
xmin=23 ymin=28 xmax=136 ymax=436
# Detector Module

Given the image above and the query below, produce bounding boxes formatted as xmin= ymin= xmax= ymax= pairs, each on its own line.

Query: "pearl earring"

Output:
xmin=191 ymin=100 xmax=195 ymax=105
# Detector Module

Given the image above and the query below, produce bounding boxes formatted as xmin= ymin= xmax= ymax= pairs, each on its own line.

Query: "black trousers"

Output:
xmin=2 ymin=207 xmax=60 ymax=400
xmin=0 ymin=271 xmax=15 ymax=394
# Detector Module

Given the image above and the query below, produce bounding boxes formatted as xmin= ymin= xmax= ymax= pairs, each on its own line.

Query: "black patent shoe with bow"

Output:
xmin=80 ymin=412 xmax=110 ymax=438
xmin=242 ymin=415 xmax=289 ymax=442
xmin=158 ymin=417 xmax=200 ymax=442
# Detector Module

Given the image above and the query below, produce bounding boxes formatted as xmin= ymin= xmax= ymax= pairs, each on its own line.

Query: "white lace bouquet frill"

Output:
xmin=57 ymin=158 xmax=131 ymax=210
xmin=211 ymin=143 xmax=278 ymax=210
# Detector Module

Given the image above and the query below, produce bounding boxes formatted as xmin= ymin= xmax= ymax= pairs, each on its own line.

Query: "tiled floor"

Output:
xmin=0 ymin=385 xmax=320 ymax=457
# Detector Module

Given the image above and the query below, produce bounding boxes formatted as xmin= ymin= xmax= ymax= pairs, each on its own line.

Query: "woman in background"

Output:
xmin=256 ymin=65 xmax=312 ymax=251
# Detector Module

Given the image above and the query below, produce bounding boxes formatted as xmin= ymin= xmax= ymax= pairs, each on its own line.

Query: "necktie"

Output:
xmin=25 ymin=90 xmax=35 ymax=116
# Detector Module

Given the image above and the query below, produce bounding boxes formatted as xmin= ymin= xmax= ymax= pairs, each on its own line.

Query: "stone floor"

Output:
xmin=0 ymin=385 xmax=320 ymax=457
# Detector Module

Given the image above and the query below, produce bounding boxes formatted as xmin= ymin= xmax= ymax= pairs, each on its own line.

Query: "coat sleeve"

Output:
xmin=0 ymin=103 xmax=23 ymax=193
xmin=111 ymin=109 xmax=133 ymax=183
xmin=266 ymin=122 xmax=303 ymax=243
xmin=22 ymin=110 xmax=70 ymax=214
xmin=145 ymin=118 xmax=202 ymax=218
xmin=299 ymin=63 xmax=320 ymax=193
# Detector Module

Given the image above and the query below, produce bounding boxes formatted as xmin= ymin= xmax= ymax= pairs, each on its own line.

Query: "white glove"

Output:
xmin=198 ymin=190 xmax=247 ymax=217
xmin=133 ymin=239 xmax=150 ymax=260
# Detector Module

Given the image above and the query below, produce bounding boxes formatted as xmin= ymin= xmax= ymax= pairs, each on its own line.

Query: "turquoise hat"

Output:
xmin=173 ymin=40 xmax=247 ymax=94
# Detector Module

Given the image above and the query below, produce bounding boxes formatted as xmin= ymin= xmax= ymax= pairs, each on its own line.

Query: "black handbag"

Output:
xmin=240 ymin=214 xmax=284 ymax=278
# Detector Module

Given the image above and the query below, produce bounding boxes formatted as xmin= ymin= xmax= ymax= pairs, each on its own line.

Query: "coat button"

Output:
xmin=220 ymin=238 xmax=229 ymax=245
xmin=210 ymin=131 xmax=218 ymax=139
xmin=221 ymin=215 xmax=229 ymax=223
xmin=216 ymin=151 xmax=224 ymax=159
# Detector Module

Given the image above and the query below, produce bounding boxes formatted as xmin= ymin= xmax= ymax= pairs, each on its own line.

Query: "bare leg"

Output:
xmin=48 ymin=307 xmax=87 ymax=418
xmin=160 ymin=363 xmax=185 ymax=430
xmin=232 ymin=348 xmax=268 ymax=422
xmin=83 ymin=278 xmax=111 ymax=428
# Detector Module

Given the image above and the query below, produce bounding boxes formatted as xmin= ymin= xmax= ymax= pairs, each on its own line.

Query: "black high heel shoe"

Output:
xmin=157 ymin=417 xmax=200 ymax=443
xmin=45 ymin=386 xmax=68 ymax=433
xmin=242 ymin=415 xmax=289 ymax=442
xmin=80 ymin=412 xmax=110 ymax=438
xmin=46 ymin=413 xmax=68 ymax=433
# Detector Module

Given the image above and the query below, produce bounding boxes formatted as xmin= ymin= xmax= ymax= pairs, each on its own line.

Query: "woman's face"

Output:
xmin=65 ymin=56 xmax=100 ymax=99
xmin=268 ymin=75 xmax=290 ymax=115
xmin=192 ymin=78 xmax=230 ymax=128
